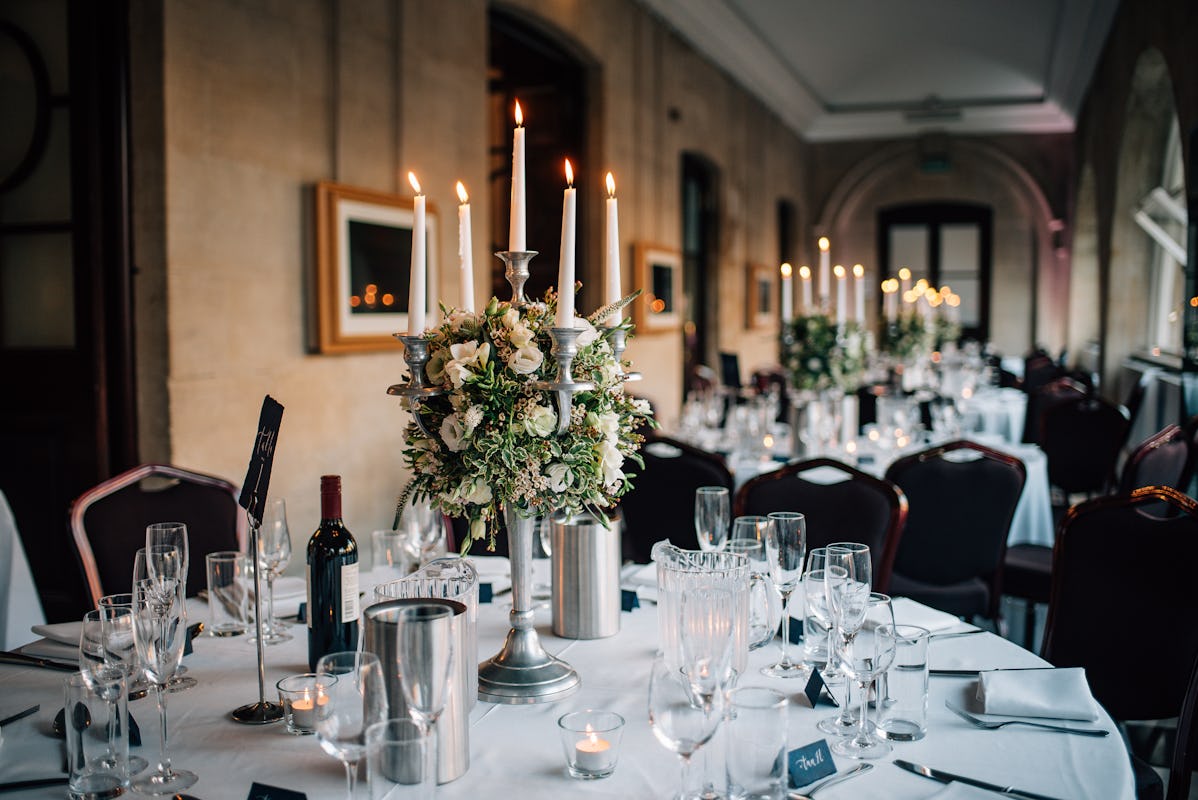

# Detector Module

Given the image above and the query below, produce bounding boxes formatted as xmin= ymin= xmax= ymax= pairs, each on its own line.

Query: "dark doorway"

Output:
xmin=682 ymin=153 xmax=719 ymax=393
xmin=488 ymin=10 xmax=588 ymax=307
xmin=0 ymin=1 xmax=137 ymax=621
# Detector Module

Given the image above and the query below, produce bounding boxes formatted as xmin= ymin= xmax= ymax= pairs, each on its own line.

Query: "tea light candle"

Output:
xmin=289 ymin=689 xmax=328 ymax=729
xmin=574 ymin=725 xmax=612 ymax=771
xmin=558 ymin=709 xmax=624 ymax=780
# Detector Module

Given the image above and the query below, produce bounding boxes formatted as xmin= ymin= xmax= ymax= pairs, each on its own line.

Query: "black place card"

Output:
xmin=296 ymin=602 xmax=307 ymax=623
xmin=622 ymin=589 xmax=640 ymax=612
xmin=238 ymin=396 xmax=284 ymax=527
xmin=479 ymin=583 xmax=494 ymax=604
xmin=247 ymin=782 xmax=306 ymax=800
xmin=788 ymin=739 xmax=836 ymax=789
xmin=786 ymin=617 xmax=804 ymax=644
xmin=802 ymin=669 xmax=838 ymax=708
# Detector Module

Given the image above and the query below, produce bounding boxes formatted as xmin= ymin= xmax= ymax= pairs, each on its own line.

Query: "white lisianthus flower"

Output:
xmin=574 ymin=317 xmax=599 ymax=348
xmin=445 ymin=341 xmax=490 ymax=388
xmin=426 ymin=348 xmax=449 ymax=384
xmin=524 ymin=403 xmax=557 ymax=438
xmin=596 ymin=439 xmax=625 ymax=488
xmin=440 ymin=413 xmax=468 ymax=452
xmin=545 ymin=462 xmax=572 ymax=492
xmin=457 ymin=478 xmax=492 ymax=505
xmin=594 ymin=410 xmax=621 ymax=442
xmin=599 ymin=359 xmax=621 ymax=385
xmin=501 ymin=308 xmax=520 ymax=329
xmin=508 ymin=322 xmax=534 ymax=348
xmin=508 ymin=344 xmax=544 ymax=375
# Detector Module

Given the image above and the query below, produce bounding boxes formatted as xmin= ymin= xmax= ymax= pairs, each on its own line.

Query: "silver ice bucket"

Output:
xmin=550 ymin=510 xmax=621 ymax=639
xmin=363 ymin=598 xmax=469 ymax=784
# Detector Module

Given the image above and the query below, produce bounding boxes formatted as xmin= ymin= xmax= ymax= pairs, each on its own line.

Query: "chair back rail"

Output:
xmin=1119 ymin=423 xmax=1194 ymax=494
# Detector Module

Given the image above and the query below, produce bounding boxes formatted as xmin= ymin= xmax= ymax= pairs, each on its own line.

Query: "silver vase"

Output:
xmin=477 ymin=506 xmax=580 ymax=704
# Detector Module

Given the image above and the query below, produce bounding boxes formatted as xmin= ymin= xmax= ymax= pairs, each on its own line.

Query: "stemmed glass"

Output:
xmin=694 ymin=487 xmax=730 ymax=552
xmin=255 ymin=497 xmax=293 ymax=644
xmin=134 ymin=547 xmax=195 ymax=692
xmin=818 ymin=543 xmax=872 ymax=737
xmin=395 ymin=605 xmax=455 ymax=794
xmin=146 ymin=521 xmax=196 ymax=690
xmin=832 ymin=597 xmax=898 ymax=759
xmin=762 ymin=511 xmax=807 ymax=678
xmin=648 ymin=654 xmax=724 ymax=800
xmin=96 ymin=597 xmax=150 ymax=774
xmin=679 ymin=588 xmax=735 ymax=800
xmin=314 ymin=651 xmax=389 ymax=800
xmin=728 ymin=517 xmax=777 ymax=651
xmin=131 ymin=576 xmax=197 ymax=795
xmin=79 ymin=609 xmax=131 ymax=780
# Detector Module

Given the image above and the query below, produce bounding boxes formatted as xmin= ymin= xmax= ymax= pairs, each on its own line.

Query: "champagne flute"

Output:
xmin=762 ymin=511 xmax=807 ymax=678
xmin=97 ymin=597 xmax=150 ymax=774
xmin=679 ymin=587 xmax=735 ymax=800
xmin=146 ymin=522 xmax=189 ymax=595
xmin=694 ymin=487 xmax=730 ymax=552
xmin=131 ymin=578 xmax=197 ymax=795
xmin=818 ymin=544 xmax=872 ymax=737
xmin=315 ymin=651 xmax=389 ymax=800
xmin=832 ymin=598 xmax=898 ymax=759
xmin=648 ymin=654 xmax=723 ymax=800
xmin=255 ymin=497 xmax=294 ymax=644
xmin=395 ymin=604 xmax=455 ymax=794
xmin=133 ymin=548 xmax=195 ymax=692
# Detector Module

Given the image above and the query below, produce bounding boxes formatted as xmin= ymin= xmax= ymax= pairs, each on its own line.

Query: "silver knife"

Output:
xmin=0 ymin=651 xmax=77 ymax=672
xmin=893 ymin=759 xmax=1066 ymax=800
xmin=0 ymin=704 xmax=38 ymax=727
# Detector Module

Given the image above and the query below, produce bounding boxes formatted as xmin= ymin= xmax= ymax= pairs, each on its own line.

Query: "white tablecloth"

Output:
xmin=0 ymin=564 xmax=1132 ymax=799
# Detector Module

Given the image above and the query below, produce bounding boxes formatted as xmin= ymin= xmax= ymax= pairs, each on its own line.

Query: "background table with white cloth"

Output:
xmin=0 ymin=562 xmax=1132 ymax=799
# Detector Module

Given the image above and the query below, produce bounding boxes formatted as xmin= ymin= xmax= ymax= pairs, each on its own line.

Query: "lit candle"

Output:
xmin=556 ymin=159 xmax=576 ymax=329
xmin=289 ymin=689 xmax=328 ymax=730
xmin=799 ymin=265 xmax=812 ymax=312
xmin=456 ymin=182 xmax=474 ymax=312
xmin=883 ymin=279 xmax=898 ymax=322
xmin=852 ymin=264 xmax=865 ymax=323
xmin=407 ymin=172 xmax=426 ymax=333
xmin=899 ymin=266 xmax=911 ymax=297
xmin=780 ymin=263 xmax=793 ymax=323
xmin=509 ymin=101 xmax=526 ymax=252
xmin=834 ymin=264 xmax=846 ymax=326
xmin=574 ymin=725 xmax=612 ymax=772
xmin=947 ymin=292 xmax=961 ymax=323
xmin=818 ymin=237 xmax=831 ymax=306
xmin=604 ymin=172 xmax=621 ymax=326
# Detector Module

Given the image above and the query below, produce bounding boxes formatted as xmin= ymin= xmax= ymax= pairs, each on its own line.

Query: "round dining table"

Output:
xmin=0 ymin=561 xmax=1134 ymax=799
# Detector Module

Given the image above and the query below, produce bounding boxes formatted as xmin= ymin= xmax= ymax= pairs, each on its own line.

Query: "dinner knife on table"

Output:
xmin=893 ymin=759 xmax=1066 ymax=800
xmin=0 ymin=650 xmax=77 ymax=672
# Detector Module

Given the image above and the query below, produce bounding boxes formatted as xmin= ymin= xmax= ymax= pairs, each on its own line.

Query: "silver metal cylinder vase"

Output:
xmin=550 ymin=510 xmax=622 ymax=639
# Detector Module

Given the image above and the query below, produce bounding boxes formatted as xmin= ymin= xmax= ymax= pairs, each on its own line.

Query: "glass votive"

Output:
xmin=557 ymin=710 xmax=624 ymax=779
xmin=277 ymin=673 xmax=332 ymax=735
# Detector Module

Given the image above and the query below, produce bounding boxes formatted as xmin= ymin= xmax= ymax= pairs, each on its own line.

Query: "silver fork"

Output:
xmin=945 ymin=702 xmax=1110 ymax=736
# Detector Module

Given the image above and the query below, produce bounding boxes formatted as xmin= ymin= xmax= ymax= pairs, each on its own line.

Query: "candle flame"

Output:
xmin=456 ymin=181 xmax=469 ymax=204
xmin=584 ymin=723 xmax=597 ymax=743
xmin=514 ymin=100 xmax=523 ymax=127
xmin=780 ymin=262 xmax=792 ymax=279
xmin=606 ymin=172 xmax=615 ymax=197
xmin=947 ymin=294 xmax=961 ymax=307
xmin=939 ymin=284 xmax=951 ymax=296
xmin=852 ymin=264 xmax=864 ymax=279
xmin=798 ymin=265 xmax=811 ymax=280
xmin=833 ymin=264 xmax=846 ymax=279
xmin=898 ymin=267 xmax=911 ymax=281
xmin=818 ymin=237 xmax=830 ymax=252
xmin=565 ymin=159 xmax=574 ymax=186
xmin=924 ymin=287 xmax=938 ymax=301
xmin=408 ymin=172 xmax=422 ymax=195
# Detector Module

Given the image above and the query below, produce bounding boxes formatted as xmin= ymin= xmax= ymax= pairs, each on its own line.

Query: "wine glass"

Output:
xmin=133 ymin=548 xmax=195 ymax=692
xmin=832 ymin=600 xmax=898 ymax=759
xmin=255 ymin=497 xmax=294 ymax=644
xmin=315 ymin=651 xmax=390 ymax=800
xmin=694 ymin=487 xmax=730 ymax=552
xmin=648 ymin=654 xmax=723 ymax=800
xmin=679 ymin=587 xmax=735 ymax=800
xmin=146 ymin=522 xmax=189 ymax=594
xmin=762 ymin=511 xmax=807 ymax=678
xmin=395 ymin=604 xmax=455 ymax=794
xmin=96 ymin=599 xmax=151 ymax=775
xmin=727 ymin=519 xmax=777 ymax=652
xmin=817 ymin=544 xmax=872 ymax=737
xmin=400 ymin=498 xmax=444 ymax=566
xmin=131 ymin=577 xmax=197 ymax=795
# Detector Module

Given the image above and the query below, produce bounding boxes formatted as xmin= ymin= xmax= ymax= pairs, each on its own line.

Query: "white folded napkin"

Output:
xmin=865 ymin=597 xmax=968 ymax=634
xmin=270 ymin=576 xmax=306 ymax=600
xmin=31 ymin=621 xmax=82 ymax=647
xmin=976 ymin=667 xmax=1099 ymax=720
xmin=20 ymin=638 xmax=79 ymax=661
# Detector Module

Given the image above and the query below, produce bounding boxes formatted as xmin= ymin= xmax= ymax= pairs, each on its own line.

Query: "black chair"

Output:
xmin=733 ymin=457 xmax=906 ymax=592
xmin=1021 ymin=376 xmax=1088 ymax=446
xmin=1023 ymin=349 xmax=1063 ymax=394
xmin=1040 ymin=395 xmax=1130 ymax=499
xmin=884 ymin=440 xmax=1026 ymax=620
xmin=69 ymin=464 xmax=246 ymax=607
xmin=617 ymin=436 xmax=733 ymax=563
xmin=1119 ymin=424 xmax=1194 ymax=494
xmin=1166 ymin=650 xmax=1198 ymax=800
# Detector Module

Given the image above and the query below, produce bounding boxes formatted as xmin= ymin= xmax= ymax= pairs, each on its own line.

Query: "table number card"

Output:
xmin=788 ymin=739 xmax=836 ymax=788
xmin=238 ymin=395 xmax=284 ymax=526
xmin=247 ymin=782 xmax=306 ymax=800
xmin=802 ymin=669 xmax=838 ymax=708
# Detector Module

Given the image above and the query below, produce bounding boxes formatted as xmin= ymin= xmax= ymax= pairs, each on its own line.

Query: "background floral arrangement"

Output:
xmin=879 ymin=310 xmax=933 ymax=361
xmin=400 ymin=289 xmax=653 ymax=552
xmin=780 ymin=313 xmax=868 ymax=392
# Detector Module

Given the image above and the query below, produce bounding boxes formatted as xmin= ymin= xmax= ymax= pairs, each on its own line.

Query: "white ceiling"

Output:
xmin=640 ymin=0 xmax=1121 ymax=141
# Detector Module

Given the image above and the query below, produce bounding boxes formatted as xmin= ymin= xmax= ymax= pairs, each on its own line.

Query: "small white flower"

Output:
xmin=574 ymin=317 xmax=599 ymax=348
xmin=445 ymin=341 xmax=490 ymax=388
xmin=462 ymin=404 xmax=484 ymax=432
xmin=600 ymin=359 xmax=621 ymax=385
xmin=508 ymin=344 xmax=544 ymax=375
xmin=633 ymin=398 xmax=652 ymax=415
xmin=440 ymin=413 xmax=468 ymax=452
xmin=501 ymin=308 xmax=520 ymax=329
xmin=425 ymin=348 xmax=449 ymax=384
xmin=524 ymin=403 xmax=557 ymax=438
xmin=469 ymin=516 xmax=487 ymax=541
xmin=596 ymin=439 xmax=625 ymax=487
xmin=447 ymin=311 xmax=474 ymax=332
xmin=508 ymin=322 xmax=534 ymax=348
xmin=594 ymin=410 xmax=620 ymax=442
xmin=545 ymin=462 xmax=572 ymax=492
xmin=457 ymin=478 xmax=492 ymax=505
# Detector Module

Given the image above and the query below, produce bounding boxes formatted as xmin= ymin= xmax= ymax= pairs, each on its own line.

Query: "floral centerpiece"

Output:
xmin=400 ymin=289 xmax=653 ymax=553
xmin=879 ymin=310 xmax=933 ymax=361
xmin=779 ymin=313 xmax=868 ymax=392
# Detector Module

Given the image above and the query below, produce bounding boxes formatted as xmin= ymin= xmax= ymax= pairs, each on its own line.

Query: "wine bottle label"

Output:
xmin=341 ymin=562 xmax=360 ymax=623
xmin=305 ymin=564 xmax=313 ymax=628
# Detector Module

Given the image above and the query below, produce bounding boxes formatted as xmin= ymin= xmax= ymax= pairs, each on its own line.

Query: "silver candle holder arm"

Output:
xmin=605 ymin=325 xmax=642 ymax=382
xmin=387 ymin=333 xmax=446 ymax=438
xmin=496 ymin=250 xmax=538 ymax=308
xmin=533 ymin=326 xmax=595 ymax=437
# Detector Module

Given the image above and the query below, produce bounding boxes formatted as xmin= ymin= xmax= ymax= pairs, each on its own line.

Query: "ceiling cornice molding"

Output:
xmin=806 ymin=101 xmax=1076 ymax=143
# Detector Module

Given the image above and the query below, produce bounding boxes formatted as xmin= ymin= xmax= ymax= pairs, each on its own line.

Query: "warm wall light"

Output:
xmin=780 ymin=263 xmax=793 ymax=278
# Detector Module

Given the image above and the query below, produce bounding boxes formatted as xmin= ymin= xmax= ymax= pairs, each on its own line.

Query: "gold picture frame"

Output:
xmin=314 ymin=180 xmax=439 ymax=353
xmin=633 ymin=243 xmax=683 ymax=333
xmin=746 ymin=263 xmax=775 ymax=329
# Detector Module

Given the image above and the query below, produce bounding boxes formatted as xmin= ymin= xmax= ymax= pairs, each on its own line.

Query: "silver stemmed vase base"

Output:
xmin=477 ymin=507 xmax=580 ymax=704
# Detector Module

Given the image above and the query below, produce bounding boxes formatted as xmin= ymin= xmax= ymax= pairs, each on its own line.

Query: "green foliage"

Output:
xmin=779 ymin=314 xmax=868 ymax=392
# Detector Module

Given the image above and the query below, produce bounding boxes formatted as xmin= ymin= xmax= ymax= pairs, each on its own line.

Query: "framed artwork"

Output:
xmin=746 ymin=263 xmax=775 ymax=329
xmin=314 ymin=181 xmax=439 ymax=353
xmin=633 ymin=243 xmax=683 ymax=333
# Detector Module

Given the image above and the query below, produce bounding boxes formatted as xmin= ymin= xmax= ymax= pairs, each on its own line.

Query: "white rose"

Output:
xmin=574 ymin=317 xmax=599 ymax=348
xmin=508 ymin=322 xmax=534 ymax=348
xmin=458 ymin=479 xmax=492 ymax=505
xmin=545 ymin=462 xmax=572 ymax=492
xmin=439 ymin=413 xmax=467 ymax=452
xmin=596 ymin=439 xmax=625 ymax=488
xmin=523 ymin=403 xmax=558 ymax=438
xmin=501 ymin=308 xmax=520 ymax=329
xmin=508 ymin=344 xmax=544 ymax=375
xmin=594 ymin=410 xmax=620 ymax=441
xmin=600 ymin=359 xmax=621 ymax=385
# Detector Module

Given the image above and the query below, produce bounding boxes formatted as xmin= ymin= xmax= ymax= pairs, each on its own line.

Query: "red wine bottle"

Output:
xmin=307 ymin=474 xmax=360 ymax=670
